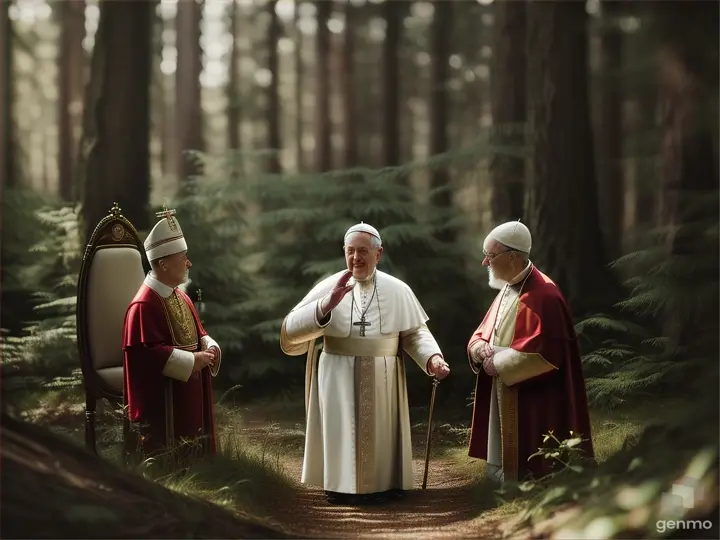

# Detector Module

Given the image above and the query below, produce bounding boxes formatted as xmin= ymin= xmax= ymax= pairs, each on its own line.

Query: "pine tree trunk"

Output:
xmin=152 ymin=11 xmax=171 ymax=183
xmin=294 ymin=1 xmax=304 ymax=172
xmin=429 ymin=0 xmax=453 ymax=241
xmin=1 ymin=0 xmax=16 ymax=189
xmin=342 ymin=1 xmax=357 ymax=167
xmin=652 ymin=1 xmax=719 ymax=347
xmin=58 ymin=0 xmax=86 ymax=202
xmin=175 ymin=0 xmax=204 ymax=183
xmin=628 ymin=83 xmax=658 ymax=237
xmin=489 ymin=0 xmax=526 ymax=223
xmin=227 ymin=0 xmax=240 ymax=152
xmin=267 ymin=0 xmax=282 ymax=173
xmin=526 ymin=0 xmax=616 ymax=316
xmin=595 ymin=0 xmax=624 ymax=261
xmin=78 ymin=0 xmax=153 ymax=244
xmin=314 ymin=0 xmax=332 ymax=172
xmin=654 ymin=1 xmax=719 ymax=244
xmin=382 ymin=0 xmax=401 ymax=167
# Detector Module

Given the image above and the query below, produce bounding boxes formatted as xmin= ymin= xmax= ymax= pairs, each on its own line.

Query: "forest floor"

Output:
xmin=10 ymin=389 xmax=650 ymax=539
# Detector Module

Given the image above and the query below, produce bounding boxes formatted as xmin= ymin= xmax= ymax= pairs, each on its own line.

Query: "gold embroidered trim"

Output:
xmin=159 ymin=290 xmax=199 ymax=350
xmin=355 ymin=356 xmax=375 ymax=493
xmin=498 ymin=381 xmax=519 ymax=481
xmin=144 ymin=234 xmax=185 ymax=251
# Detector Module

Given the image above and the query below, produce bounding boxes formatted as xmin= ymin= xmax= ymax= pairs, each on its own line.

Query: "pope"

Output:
xmin=280 ymin=222 xmax=450 ymax=504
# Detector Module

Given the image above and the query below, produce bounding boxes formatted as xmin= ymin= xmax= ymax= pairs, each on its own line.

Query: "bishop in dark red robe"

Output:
xmin=467 ymin=264 xmax=594 ymax=482
xmin=122 ymin=273 xmax=221 ymax=459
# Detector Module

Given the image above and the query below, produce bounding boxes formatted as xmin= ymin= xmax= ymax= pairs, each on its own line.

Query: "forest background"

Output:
xmin=1 ymin=0 xmax=718 ymax=538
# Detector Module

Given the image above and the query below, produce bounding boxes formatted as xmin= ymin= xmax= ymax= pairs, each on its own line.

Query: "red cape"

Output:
xmin=122 ymin=284 xmax=217 ymax=456
xmin=467 ymin=266 xmax=594 ymax=480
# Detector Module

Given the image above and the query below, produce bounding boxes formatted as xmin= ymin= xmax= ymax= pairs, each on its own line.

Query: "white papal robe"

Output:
xmin=280 ymin=269 xmax=444 ymax=494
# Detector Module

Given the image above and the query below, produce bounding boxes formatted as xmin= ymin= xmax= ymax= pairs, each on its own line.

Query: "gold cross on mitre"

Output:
xmin=155 ymin=202 xmax=178 ymax=232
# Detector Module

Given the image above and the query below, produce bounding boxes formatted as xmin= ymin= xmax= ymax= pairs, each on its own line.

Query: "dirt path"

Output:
xmin=278 ymin=456 xmax=505 ymax=539
xmin=237 ymin=409 xmax=511 ymax=539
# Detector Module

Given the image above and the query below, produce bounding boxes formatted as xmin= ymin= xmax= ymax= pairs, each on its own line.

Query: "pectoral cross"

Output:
xmin=353 ymin=316 xmax=371 ymax=337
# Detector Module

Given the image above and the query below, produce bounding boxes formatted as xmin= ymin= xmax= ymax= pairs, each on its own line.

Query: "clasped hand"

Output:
xmin=193 ymin=347 xmax=217 ymax=372
xmin=474 ymin=341 xmax=498 ymax=377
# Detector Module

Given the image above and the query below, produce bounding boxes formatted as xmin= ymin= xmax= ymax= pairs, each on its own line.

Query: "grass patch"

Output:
xmin=145 ymin=406 xmax=298 ymax=519
xmin=12 ymin=390 xmax=301 ymax=521
xmin=439 ymin=402 xmax=654 ymax=530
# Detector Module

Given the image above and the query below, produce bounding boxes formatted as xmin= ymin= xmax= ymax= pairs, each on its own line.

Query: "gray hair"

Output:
xmin=344 ymin=231 xmax=382 ymax=249
xmin=500 ymin=243 xmax=529 ymax=264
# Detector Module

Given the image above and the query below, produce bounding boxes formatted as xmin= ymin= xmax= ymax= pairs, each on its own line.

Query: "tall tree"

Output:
xmin=78 ymin=0 xmax=153 ymax=243
xmin=266 ymin=0 xmax=281 ymax=173
xmin=226 ymin=0 xmax=241 ymax=153
xmin=382 ymin=0 xmax=402 ymax=167
xmin=1 ymin=0 xmax=16 ymax=189
xmin=175 ymin=0 xmax=204 ymax=183
xmin=314 ymin=0 xmax=332 ymax=171
xmin=152 ymin=10 xmax=172 ymax=182
xmin=429 ymin=0 xmax=453 ymax=241
xmin=294 ymin=0 xmax=304 ymax=171
xmin=595 ymin=0 xmax=624 ymax=260
xmin=650 ymin=0 xmax=719 ymax=346
xmin=57 ymin=0 xmax=86 ymax=202
xmin=652 ymin=1 xmax=719 ymax=242
xmin=526 ymin=0 xmax=616 ymax=316
xmin=342 ymin=0 xmax=357 ymax=167
xmin=489 ymin=0 xmax=526 ymax=223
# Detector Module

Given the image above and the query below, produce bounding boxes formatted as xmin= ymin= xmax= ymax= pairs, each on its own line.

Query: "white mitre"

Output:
xmin=144 ymin=208 xmax=188 ymax=262
xmin=344 ymin=221 xmax=382 ymax=245
xmin=483 ymin=220 xmax=532 ymax=253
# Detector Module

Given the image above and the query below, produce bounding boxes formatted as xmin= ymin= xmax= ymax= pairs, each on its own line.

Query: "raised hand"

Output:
xmin=319 ymin=270 xmax=355 ymax=317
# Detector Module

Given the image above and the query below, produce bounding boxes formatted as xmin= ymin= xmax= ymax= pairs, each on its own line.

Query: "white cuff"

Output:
xmin=163 ymin=348 xmax=195 ymax=382
xmin=283 ymin=301 xmax=328 ymax=346
xmin=493 ymin=347 xmax=557 ymax=386
xmin=202 ymin=335 xmax=222 ymax=377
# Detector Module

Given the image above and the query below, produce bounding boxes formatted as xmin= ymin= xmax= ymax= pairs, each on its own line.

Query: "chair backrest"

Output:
xmin=77 ymin=203 xmax=146 ymax=400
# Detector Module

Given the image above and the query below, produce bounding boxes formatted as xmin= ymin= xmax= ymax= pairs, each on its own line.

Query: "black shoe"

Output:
xmin=387 ymin=489 xmax=405 ymax=500
xmin=325 ymin=491 xmax=355 ymax=505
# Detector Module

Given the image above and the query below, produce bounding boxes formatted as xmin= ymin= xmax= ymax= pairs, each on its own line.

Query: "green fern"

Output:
xmin=578 ymin=190 xmax=718 ymax=409
xmin=1 ymin=198 xmax=82 ymax=403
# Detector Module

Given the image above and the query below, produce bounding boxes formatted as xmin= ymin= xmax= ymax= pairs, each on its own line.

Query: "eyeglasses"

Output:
xmin=483 ymin=249 xmax=513 ymax=261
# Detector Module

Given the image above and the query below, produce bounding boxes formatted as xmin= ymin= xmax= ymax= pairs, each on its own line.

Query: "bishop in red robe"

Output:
xmin=122 ymin=208 xmax=221 ymax=460
xmin=467 ymin=221 xmax=594 ymax=482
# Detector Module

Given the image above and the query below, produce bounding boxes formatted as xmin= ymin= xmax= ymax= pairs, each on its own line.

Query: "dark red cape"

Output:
xmin=467 ymin=266 xmax=594 ymax=480
xmin=122 ymin=284 xmax=217 ymax=456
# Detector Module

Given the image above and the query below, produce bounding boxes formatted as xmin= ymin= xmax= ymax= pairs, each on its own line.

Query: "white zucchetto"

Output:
xmin=483 ymin=220 xmax=532 ymax=253
xmin=344 ymin=222 xmax=382 ymax=245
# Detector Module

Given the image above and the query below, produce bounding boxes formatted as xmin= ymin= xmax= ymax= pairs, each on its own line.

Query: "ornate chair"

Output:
xmin=76 ymin=203 xmax=147 ymax=454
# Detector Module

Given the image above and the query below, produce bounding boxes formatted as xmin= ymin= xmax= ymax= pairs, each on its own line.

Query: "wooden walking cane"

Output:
xmin=422 ymin=377 xmax=440 ymax=490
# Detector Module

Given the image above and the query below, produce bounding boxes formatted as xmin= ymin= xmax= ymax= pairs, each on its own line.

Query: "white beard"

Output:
xmin=487 ymin=268 xmax=507 ymax=290
xmin=178 ymin=271 xmax=191 ymax=293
